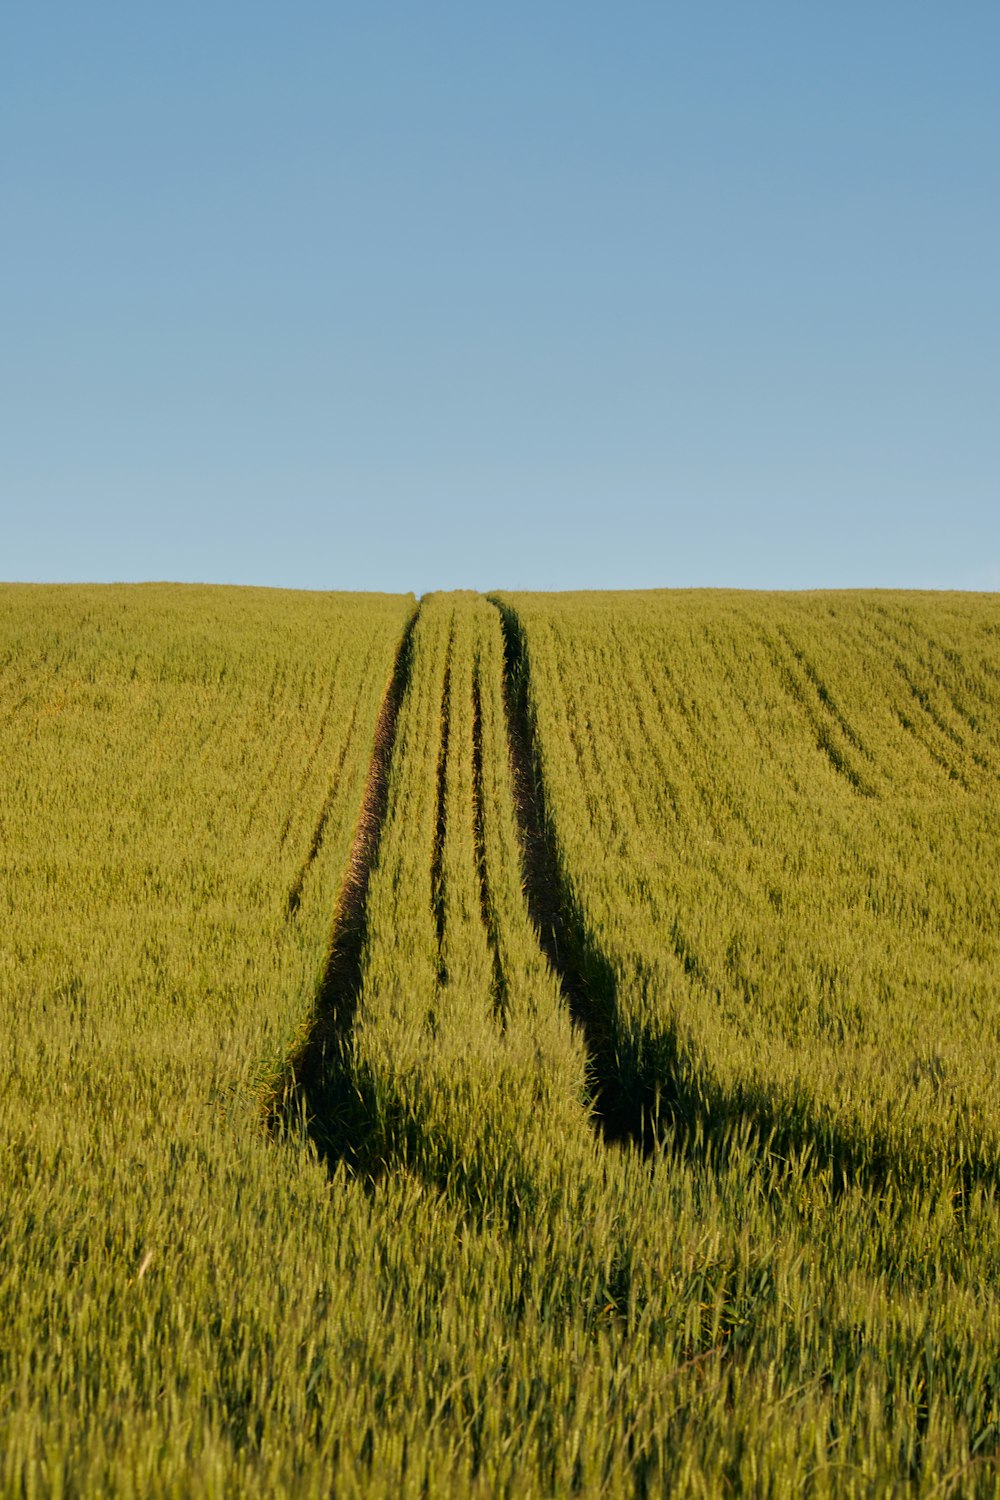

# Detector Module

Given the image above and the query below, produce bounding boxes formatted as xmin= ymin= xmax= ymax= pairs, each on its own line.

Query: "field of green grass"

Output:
xmin=3 ymin=583 xmax=1000 ymax=1496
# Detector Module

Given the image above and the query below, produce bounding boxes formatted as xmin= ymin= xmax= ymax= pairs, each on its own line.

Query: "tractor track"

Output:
xmin=271 ymin=605 xmax=419 ymax=1165
xmin=488 ymin=597 xmax=644 ymax=1148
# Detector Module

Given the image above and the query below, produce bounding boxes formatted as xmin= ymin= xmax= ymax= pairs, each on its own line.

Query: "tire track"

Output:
xmin=270 ymin=606 xmax=419 ymax=1166
xmin=486 ymin=598 xmax=998 ymax=1196
xmin=471 ymin=648 xmax=509 ymax=1025
xmin=431 ymin=621 xmax=454 ymax=982
xmin=489 ymin=597 xmax=645 ymax=1148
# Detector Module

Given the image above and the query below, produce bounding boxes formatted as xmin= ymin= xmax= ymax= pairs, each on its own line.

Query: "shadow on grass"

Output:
xmin=269 ymin=606 xmax=418 ymax=1176
xmin=488 ymin=597 xmax=990 ymax=1199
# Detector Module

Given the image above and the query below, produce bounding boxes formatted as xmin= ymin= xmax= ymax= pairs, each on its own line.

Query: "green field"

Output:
xmin=3 ymin=583 xmax=1000 ymax=1497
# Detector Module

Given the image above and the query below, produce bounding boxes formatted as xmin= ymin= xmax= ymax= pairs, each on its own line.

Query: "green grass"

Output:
xmin=3 ymin=584 xmax=1000 ymax=1496
xmin=498 ymin=589 xmax=1000 ymax=1191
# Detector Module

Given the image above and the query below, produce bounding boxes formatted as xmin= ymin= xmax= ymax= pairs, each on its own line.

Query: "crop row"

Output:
xmin=498 ymin=588 xmax=1000 ymax=1192
xmin=4 ymin=585 xmax=1000 ymax=1495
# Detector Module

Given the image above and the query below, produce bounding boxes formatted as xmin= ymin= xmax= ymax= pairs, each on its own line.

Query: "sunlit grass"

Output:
xmin=3 ymin=584 xmax=1000 ymax=1495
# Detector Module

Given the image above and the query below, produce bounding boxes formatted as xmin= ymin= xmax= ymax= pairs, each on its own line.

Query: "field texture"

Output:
xmin=3 ymin=584 xmax=1000 ymax=1497
xmin=496 ymin=591 xmax=1000 ymax=1183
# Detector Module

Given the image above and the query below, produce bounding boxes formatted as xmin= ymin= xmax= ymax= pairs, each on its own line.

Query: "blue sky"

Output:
xmin=3 ymin=3 xmax=998 ymax=593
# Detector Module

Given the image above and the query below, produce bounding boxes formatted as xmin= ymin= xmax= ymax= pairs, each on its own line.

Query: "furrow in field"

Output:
xmin=431 ymin=620 xmax=455 ymax=979
xmin=489 ymin=597 xmax=647 ymax=1148
xmin=498 ymin=590 xmax=1000 ymax=1198
xmin=277 ymin=651 xmax=344 ymax=850
xmin=284 ymin=594 xmax=601 ymax=1223
xmin=863 ymin=604 xmax=976 ymax=787
xmin=757 ymin=623 xmax=877 ymax=798
xmin=14 ymin=585 xmax=1000 ymax=1494
xmin=775 ymin=622 xmax=875 ymax=762
xmin=285 ymin=675 xmax=364 ymax=916
xmin=273 ymin=605 xmax=419 ymax=1163
xmin=850 ymin=596 xmax=1000 ymax=785
xmin=471 ymin=650 xmax=508 ymax=1024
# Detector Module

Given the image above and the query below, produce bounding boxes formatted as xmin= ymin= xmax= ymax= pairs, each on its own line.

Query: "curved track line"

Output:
xmin=471 ymin=650 xmax=509 ymax=1025
xmin=271 ymin=606 xmax=419 ymax=1166
xmin=431 ymin=621 xmax=454 ymax=982
xmin=488 ymin=597 xmax=644 ymax=1148
xmin=486 ymin=598 xmax=1000 ymax=1196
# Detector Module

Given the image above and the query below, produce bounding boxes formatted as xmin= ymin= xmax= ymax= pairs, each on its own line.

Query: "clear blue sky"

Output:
xmin=3 ymin=3 xmax=998 ymax=593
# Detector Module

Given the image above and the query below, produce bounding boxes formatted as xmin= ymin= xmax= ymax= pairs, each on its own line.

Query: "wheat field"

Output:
xmin=3 ymin=583 xmax=1000 ymax=1496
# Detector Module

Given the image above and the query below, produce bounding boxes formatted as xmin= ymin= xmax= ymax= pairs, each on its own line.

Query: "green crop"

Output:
xmin=495 ymin=589 xmax=1000 ymax=1192
xmin=3 ymin=584 xmax=1000 ymax=1497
